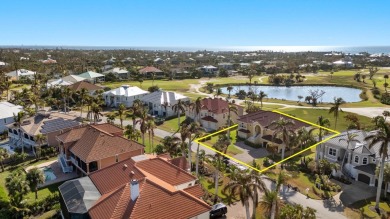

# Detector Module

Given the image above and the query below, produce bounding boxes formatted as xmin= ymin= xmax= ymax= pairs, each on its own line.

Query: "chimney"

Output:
xmin=130 ymin=179 xmax=139 ymax=201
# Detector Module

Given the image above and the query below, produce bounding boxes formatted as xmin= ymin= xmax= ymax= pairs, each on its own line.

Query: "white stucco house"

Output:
xmin=6 ymin=69 xmax=35 ymax=81
xmin=0 ymin=102 xmax=23 ymax=132
xmin=320 ymin=130 xmax=390 ymax=189
xmin=103 ymin=85 xmax=149 ymax=107
xmin=141 ymin=90 xmax=190 ymax=117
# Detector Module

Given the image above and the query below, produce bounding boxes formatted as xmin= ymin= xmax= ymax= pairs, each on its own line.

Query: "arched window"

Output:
xmin=362 ymin=157 xmax=368 ymax=165
xmin=354 ymin=156 xmax=359 ymax=163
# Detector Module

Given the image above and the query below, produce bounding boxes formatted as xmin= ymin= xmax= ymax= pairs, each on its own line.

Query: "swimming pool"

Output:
xmin=40 ymin=166 xmax=57 ymax=181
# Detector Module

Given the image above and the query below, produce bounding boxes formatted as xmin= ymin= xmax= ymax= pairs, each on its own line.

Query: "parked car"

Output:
xmin=210 ymin=203 xmax=227 ymax=218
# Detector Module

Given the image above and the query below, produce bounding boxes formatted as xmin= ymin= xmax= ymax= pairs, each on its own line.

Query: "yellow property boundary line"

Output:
xmin=194 ymin=110 xmax=341 ymax=173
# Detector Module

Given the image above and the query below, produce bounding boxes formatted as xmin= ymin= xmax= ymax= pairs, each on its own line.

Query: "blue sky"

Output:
xmin=1 ymin=0 xmax=389 ymax=47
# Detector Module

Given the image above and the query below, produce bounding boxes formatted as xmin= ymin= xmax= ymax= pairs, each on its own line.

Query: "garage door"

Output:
xmin=358 ymin=174 xmax=371 ymax=184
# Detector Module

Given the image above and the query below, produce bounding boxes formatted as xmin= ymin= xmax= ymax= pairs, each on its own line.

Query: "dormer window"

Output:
xmin=354 ymin=156 xmax=359 ymax=163
xmin=362 ymin=157 xmax=368 ymax=165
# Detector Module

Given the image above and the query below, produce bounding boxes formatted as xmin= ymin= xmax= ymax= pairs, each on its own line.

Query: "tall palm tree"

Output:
xmin=13 ymin=111 xmax=26 ymax=155
xmin=5 ymin=170 xmax=30 ymax=207
xmin=172 ymin=99 xmax=186 ymax=128
xmin=124 ymin=124 xmax=141 ymax=141
xmin=77 ymin=88 xmax=89 ymax=117
xmin=130 ymin=99 xmax=143 ymax=126
xmin=106 ymin=114 xmax=116 ymax=124
xmin=2 ymin=81 xmax=12 ymax=101
xmin=147 ymin=119 xmax=156 ymax=154
xmin=161 ymin=135 xmax=181 ymax=157
xmin=375 ymin=163 xmax=390 ymax=199
xmin=0 ymin=148 xmax=10 ymax=172
xmin=190 ymin=97 xmax=203 ymax=122
xmin=137 ymin=108 xmax=151 ymax=146
xmin=365 ymin=122 xmax=390 ymax=210
xmin=87 ymin=103 xmax=103 ymax=124
xmin=227 ymin=86 xmax=233 ymax=99
xmin=258 ymin=91 xmax=267 ymax=108
xmin=161 ymin=101 xmax=169 ymax=118
xmin=339 ymin=132 xmax=360 ymax=172
xmin=184 ymin=122 xmax=204 ymax=172
xmin=34 ymin=133 xmax=47 ymax=160
xmin=329 ymin=97 xmax=346 ymax=130
xmin=260 ymin=190 xmax=281 ymax=219
xmin=223 ymin=170 xmax=266 ymax=219
xmin=269 ymin=117 xmax=295 ymax=159
xmin=195 ymin=145 xmax=205 ymax=177
xmin=227 ymin=103 xmax=238 ymax=140
xmin=206 ymin=153 xmax=226 ymax=204
xmin=62 ymin=86 xmax=74 ymax=114
xmin=26 ymin=167 xmax=45 ymax=200
xmin=117 ymin=103 xmax=126 ymax=128
xmin=215 ymin=88 xmax=222 ymax=97
xmin=315 ymin=116 xmax=331 ymax=163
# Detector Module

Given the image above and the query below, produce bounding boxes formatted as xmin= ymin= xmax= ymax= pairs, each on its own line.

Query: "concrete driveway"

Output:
xmin=233 ymin=141 xmax=270 ymax=163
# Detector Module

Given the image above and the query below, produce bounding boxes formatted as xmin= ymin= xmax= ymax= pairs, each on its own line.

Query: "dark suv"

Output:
xmin=210 ymin=203 xmax=227 ymax=218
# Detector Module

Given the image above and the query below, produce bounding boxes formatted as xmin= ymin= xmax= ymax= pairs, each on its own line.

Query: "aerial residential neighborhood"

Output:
xmin=1 ymin=1 xmax=390 ymax=219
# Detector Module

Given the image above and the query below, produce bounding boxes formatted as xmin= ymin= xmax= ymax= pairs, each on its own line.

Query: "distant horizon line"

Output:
xmin=1 ymin=45 xmax=390 ymax=53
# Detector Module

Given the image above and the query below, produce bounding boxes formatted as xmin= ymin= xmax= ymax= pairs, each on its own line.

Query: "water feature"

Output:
xmin=40 ymin=166 xmax=57 ymax=181
xmin=220 ymin=85 xmax=362 ymax=102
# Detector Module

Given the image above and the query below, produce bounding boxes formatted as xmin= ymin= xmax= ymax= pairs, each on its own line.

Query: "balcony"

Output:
xmin=70 ymin=156 xmax=78 ymax=167
xmin=58 ymin=155 xmax=73 ymax=173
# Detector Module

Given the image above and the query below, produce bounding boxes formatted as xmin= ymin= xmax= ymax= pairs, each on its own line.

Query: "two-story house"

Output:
xmin=237 ymin=110 xmax=309 ymax=152
xmin=58 ymin=155 xmax=210 ymax=219
xmin=139 ymin=66 xmax=165 ymax=79
xmin=103 ymin=85 xmax=149 ymax=107
xmin=186 ymin=97 xmax=244 ymax=131
xmin=0 ymin=102 xmax=23 ymax=132
xmin=141 ymin=90 xmax=190 ymax=118
xmin=56 ymin=123 xmax=144 ymax=175
xmin=321 ymin=130 xmax=390 ymax=188
xmin=7 ymin=110 xmax=81 ymax=153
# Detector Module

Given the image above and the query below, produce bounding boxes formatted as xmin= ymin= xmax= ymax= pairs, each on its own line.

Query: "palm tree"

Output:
xmin=260 ymin=190 xmax=281 ymax=219
xmin=0 ymin=148 xmax=9 ymax=172
xmin=315 ymin=116 xmax=331 ymax=163
xmin=26 ymin=167 xmax=45 ymax=200
xmin=2 ymin=81 xmax=11 ymax=101
xmin=106 ymin=114 xmax=116 ymax=124
xmin=5 ymin=170 xmax=30 ymax=207
xmin=171 ymin=99 xmax=186 ymax=128
xmin=195 ymin=145 xmax=205 ymax=176
xmin=329 ymin=97 xmax=346 ymax=130
xmin=184 ymin=122 xmax=204 ymax=172
xmin=161 ymin=135 xmax=181 ymax=157
xmin=365 ymin=122 xmax=390 ymax=210
xmin=77 ymin=88 xmax=89 ymax=117
xmin=147 ymin=119 xmax=156 ymax=154
xmin=190 ymin=97 xmax=203 ymax=122
xmin=383 ymin=110 xmax=390 ymax=121
xmin=375 ymin=163 xmax=390 ymax=199
xmin=227 ymin=86 xmax=233 ymax=99
xmin=161 ymin=101 xmax=169 ymax=118
xmin=117 ymin=103 xmax=126 ymax=128
xmin=215 ymin=88 xmax=222 ymax=97
xmin=13 ymin=111 xmax=26 ymax=155
xmin=34 ymin=133 xmax=47 ymax=160
xmin=62 ymin=86 xmax=74 ymax=114
xmin=269 ymin=117 xmax=295 ymax=160
xmin=137 ymin=108 xmax=151 ymax=146
xmin=227 ymin=103 xmax=238 ymax=140
xmin=124 ymin=124 xmax=141 ymax=141
xmin=206 ymin=153 xmax=226 ymax=204
xmin=258 ymin=91 xmax=267 ymax=108
xmin=87 ymin=103 xmax=103 ymax=124
xmin=223 ymin=170 xmax=266 ymax=219
xmin=339 ymin=132 xmax=360 ymax=172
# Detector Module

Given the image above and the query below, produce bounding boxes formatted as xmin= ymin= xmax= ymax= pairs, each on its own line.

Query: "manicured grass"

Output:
xmin=202 ymin=129 xmax=244 ymax=156
xmin=277 ymin=108 xmax=374 ymax=132
xmin=156 ymin=115 xmax=186 ymax=132
xmin=25 ymin=182 xmax=62 ymax=204
xmin=137 ymin=135 xmax=163 ymax=154
xmin=199 ymin=175 xmax=237 ymax=204
xmin=101 ymin=79 xmax=201 ymax=92
xmin=349 ymin=198 xmax=390 ymax=219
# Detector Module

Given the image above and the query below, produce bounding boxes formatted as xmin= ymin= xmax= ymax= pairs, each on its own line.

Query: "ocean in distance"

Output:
xmin=1 ymin=45 xmax=390 ymax=54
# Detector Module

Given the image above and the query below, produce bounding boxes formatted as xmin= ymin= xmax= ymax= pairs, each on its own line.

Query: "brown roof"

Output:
xmin=169 ymin=156 xmax=188 ymax=171
xmin=139 ymin=66 xmax=163 ymax=74
xmin=136 ymin=158 xmax=196 ymax=186
xmin=201 ymin=97 xmax=229 ymax=114
xmin=89 ymin=179 xmax=210 ymax=219
xmin=57 ymin=123 xmax=124 ymax=143
xmin=201 ymin=116 xmax=218 ymax=123
xmin=90 ymin=158 xmax=145 ymax=194
xmin=183 ymin=184 xmax=205 ymax=198
xmin=238 ymin=110 xmax=309 ymax=130
xmin=67 ymin=81 xmax=103 ymax=92
xmin=63 ymin=124 xmax=144 ymax=163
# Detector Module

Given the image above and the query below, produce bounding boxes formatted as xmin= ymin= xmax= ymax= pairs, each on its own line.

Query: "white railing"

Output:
xmin=70 ymin=157 xmax=78 ymax=166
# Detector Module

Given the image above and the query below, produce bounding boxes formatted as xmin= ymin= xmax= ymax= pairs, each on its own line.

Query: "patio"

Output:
xmin=25 ymin=160 xmax=78 ymax=188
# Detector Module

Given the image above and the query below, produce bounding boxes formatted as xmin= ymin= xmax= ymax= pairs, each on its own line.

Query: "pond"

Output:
xmin=220 ymin=85 xmax=362 ymax=102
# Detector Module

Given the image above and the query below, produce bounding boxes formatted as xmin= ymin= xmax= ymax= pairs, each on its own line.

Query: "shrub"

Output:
xmin=381 ymin=93 xmax=390 ymax=105
xmin=244 ymin=140 xmax=262 ymax=148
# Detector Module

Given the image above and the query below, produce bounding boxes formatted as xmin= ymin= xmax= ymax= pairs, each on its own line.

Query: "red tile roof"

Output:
xmin=183 ymin=184 xmax=205 ymax=198
xmin=57 ymin=123 xmax=123 ymax=143
xmin=169 ymin=156 xmax=188 ymax=171
xmin=238 ymin=110 xmax=309 ymax=130
xmin=201 ymin=97 xmax=230 ymax=114
xmin=67 ymin=81 xmax=103 ymax=92
xmin=136 ymin=158 xmax=196 ymax=186
xmin=139 ymin=66 xmax=163 ymax=74
xmin=201 ymin=116 xmax=218 ymax=123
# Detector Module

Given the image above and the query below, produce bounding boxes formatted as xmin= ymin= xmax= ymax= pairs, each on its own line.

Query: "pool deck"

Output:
xmin=25 ymin=160 xmax=78 ymax=188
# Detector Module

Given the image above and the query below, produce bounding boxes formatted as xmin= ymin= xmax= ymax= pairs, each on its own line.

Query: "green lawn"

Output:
xmin=137 ymin=135 xmax=163 ymax=154
xmin=277 ymin=108 xmax=374 ymax=132
xmin=349 ymin=198 xmax=390 ymax=219
xmin=202 ymin=128 xmax=244 ymax=156
xmin=25 ymin=182 xmax=62 ymax=204
xmin=156 ymin=115 xmax=186 ymax=132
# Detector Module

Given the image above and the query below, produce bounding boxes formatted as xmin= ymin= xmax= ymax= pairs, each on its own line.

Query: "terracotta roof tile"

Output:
xmin=138 ymin=66 xmax=163 ymax=74
xmin=67 ymin=81 xmax=103 ymax=92
xmin=201 ymin=97 xmax=242 ymax=114
xmin=136 ymin=158 xmax=196 ymax=186
xmin=183 ymin=184 xmax=205 ymax=198
xmin=169 ymin=156 xmax=188 ymax=171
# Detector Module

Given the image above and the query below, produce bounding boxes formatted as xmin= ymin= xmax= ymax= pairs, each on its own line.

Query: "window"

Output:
xmin=328 ymin=148 xmax=336 ymax=156
xmin=372 ymin=158 xmax=376 ymax=162
xmin=354 ymin=156 xmax=359 ymax=163
xmin=362 ymin=157 xmax=368 ymax=165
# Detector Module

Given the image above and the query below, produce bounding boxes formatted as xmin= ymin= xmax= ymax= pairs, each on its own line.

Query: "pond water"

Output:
xmin=220 ymin=85 xmax=362 ymax=103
